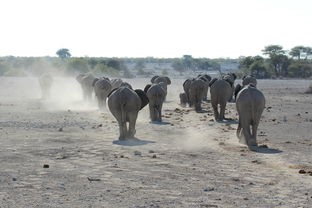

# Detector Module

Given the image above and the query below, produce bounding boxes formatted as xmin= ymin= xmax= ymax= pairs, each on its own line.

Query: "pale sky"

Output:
xmin=1 ymin=0 xmax=311 ymax=58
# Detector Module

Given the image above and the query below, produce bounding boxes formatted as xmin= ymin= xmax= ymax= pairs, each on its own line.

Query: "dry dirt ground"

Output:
xmin=0 ymin=77 xmax=311 ymax=208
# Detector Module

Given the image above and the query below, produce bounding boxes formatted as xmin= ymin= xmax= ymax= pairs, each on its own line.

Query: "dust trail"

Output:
xmin=43 ymin=76 xmax=98 ymax=111
xmin=173 ymin=127 xmax=222 ymax=151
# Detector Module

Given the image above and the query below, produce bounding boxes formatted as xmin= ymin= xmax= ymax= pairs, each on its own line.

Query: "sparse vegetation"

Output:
xmin=1 ymin=44 xmax=312 ymax=78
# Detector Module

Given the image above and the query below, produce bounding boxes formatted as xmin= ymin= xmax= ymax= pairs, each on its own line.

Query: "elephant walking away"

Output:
xmin=93 ymin=77 xmax=112 ymax=110
xmin=76 ymin=73 xmax=97 ymax=101
xmin=144 ymin=83 xmax=166 ymax=122
xmin=189 ymin=79 xmax=206 ymax=112
xmin=209 ymin=78 xmax=233 ymax=121
xmin=38 ymin=73 xmax=53 ymax=99
xmin=236 ymin=84 xmax=265 ymax=151
xmin=108 ymin=87 xmax=149 ymax=140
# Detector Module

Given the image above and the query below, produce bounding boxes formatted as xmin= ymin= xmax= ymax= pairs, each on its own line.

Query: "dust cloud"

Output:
xmin=44 ymin=76 xmax=98 ymax=111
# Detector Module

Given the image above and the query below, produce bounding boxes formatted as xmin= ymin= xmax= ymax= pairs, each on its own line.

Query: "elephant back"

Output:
xmin=154 ymin=76 xmax=171 ymax=85
xmin=94 ymin=78 xmax=112 ymax=91
xmin=111 ymin=78 xmax=123 ymax=89
xmin=151 ymin=75 xmax=159 ymax=83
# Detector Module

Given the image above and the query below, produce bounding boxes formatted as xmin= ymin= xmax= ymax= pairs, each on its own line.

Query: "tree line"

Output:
xmin=0 ymin=46 xmax=311 ymax=78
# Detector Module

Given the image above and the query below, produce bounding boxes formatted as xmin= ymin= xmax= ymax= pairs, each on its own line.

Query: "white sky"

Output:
xmin=1 ymin=0 xmax=311 ymax=58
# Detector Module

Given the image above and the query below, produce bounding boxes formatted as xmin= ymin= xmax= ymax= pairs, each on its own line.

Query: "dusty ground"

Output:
xmin=0 ymin=76 xmax=311 ymax=208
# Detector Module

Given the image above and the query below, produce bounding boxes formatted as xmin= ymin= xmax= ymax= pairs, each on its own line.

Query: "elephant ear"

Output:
xmin=183 ymin=79 xmax=191 ymax=88
xmin=92 ymin=78 xmax=99 ymax=87
xmin=144 ymin=84 xmax=152 ymax=93
xmin=151 ymin=76 xmax=159 ymax=83
xmin=135 ymin=89 xmax=149 ymax=110
xmin=234 ymin=84 xmax=242 ymax=100
xmin=209 ymin=78 xmax=218 ymax=87
xmin=107 ymin=88 xmax=119 ymax=98
xmin=204 ymin=74 xmax=212 ymax=82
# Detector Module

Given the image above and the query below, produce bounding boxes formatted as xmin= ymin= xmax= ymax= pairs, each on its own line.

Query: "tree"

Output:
xmin=262 ymin=45 xmax=286 ymax=77
xmin=289 ymin=46 xmax=306 ymax=59
xmin=262 ymin=45 xmax=285 ymax=57
xmin=56 ymin=48 xmax=71 ymax=59
xmin=182 ymin=55 xmax=194 ymax=71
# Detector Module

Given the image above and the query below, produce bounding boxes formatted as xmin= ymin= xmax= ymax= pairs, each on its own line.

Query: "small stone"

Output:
xmin=12 ymin=177 xmax=17 ymax=181
xmin=148 ymin=150 xmax=155 ymax=153
xmin=152 ymin=154 xmax=157 ymax=158
xmin=299 ymin=169 xmax=306 ymax=174
xmin=58 ymin=128 xmax=63 ymax=132
xmin=134 ymin=151 xmax=142 ymax=156
xmin=43 ymin=164 xmax=49 ymax=168
xmin=203 ymin=187 xmax=214 ymax=192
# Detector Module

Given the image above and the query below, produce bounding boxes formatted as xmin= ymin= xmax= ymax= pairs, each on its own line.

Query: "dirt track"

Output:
xmin=0 ymin=77 xmax=311 ymax=207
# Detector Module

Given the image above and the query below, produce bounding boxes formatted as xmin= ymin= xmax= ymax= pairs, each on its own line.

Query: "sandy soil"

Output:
xmin=0 ymin=76 xmax=311 ymax=208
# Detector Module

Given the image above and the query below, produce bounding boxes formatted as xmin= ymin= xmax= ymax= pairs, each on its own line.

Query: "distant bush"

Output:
xmin=94 ymin=63 xmax=120 ymax=77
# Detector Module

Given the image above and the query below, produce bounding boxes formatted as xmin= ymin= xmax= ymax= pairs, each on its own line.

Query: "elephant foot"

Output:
xmin=248 ymin=144 xmax=259 ymax=152
xmin=127 ymin=129 xmax=136 ymax=138
xmin=119 ymin=136 xmax=126 ymax=141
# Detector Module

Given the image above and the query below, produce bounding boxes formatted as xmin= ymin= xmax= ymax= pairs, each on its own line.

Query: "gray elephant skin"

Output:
xmin=76 ymin=73 xmax=97 ymax=101
xmin=108 ymin=87 xmax=149 ymax=140
xmin=197 ymin=74 xmax=212 ymax=101
xmin=209 ymin=78 xmax=233 ymax=120
xmin=144 ymin=83 xmax=166 ymax=122
xmin=236 ymin=84 xmax=265 ymax=151
xmin=38 ymin=73 xmax=53 ymax=99
xmin=93 ymin=77 xmax=112 ymax=109
xmin=188 ymin=79 xmax=206 ymax=112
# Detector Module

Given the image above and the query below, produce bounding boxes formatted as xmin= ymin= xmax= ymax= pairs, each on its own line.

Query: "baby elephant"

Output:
xmin=236 ymin=84 xmax=265 ymax=151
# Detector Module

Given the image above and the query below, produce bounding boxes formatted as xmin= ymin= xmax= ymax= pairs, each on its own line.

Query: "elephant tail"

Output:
xmin=248 ymin=87 xmax=256 ymax=125
xmin=120 ymin=103 xmax=127 ymax=124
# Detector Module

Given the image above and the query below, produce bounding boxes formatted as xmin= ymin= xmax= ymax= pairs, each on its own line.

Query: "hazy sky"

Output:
xmin=1 ymin=0 xmax=311 ymax=58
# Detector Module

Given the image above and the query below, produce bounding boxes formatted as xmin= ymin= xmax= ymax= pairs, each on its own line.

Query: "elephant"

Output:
xmin=197 ymin=74 xmax=212 ymax=101
xmin=38 ymin=73 xmax=53 ymax=99
xmin=242 ymin=75 xmax=257 ymax=87
xmin=209 ymin=77 xmax=233 ymax=121
xmin=236 ymin=84 xmax=265 ymax=151
xmin=179 ymin=92 xmax=188 ymax=106
xmin=183 ymin=78 xmax=193 ymax=106
xmin=151 ymin=76 xmax=171 ymax=101
xmin=108 ymin=86 xmax=149 ymax=140
xmin=76 ymin=73 xmax=97 ymax=101
xmin=110 ymin=78 xmax=123 ymax=90
xmin=144 ymin=83 xmax=166 ymax=122
xmin=222 ymin=73 xmax=237 ymax=102
xmin=189 ymin=79 xmax=206 ymax=112
xmin=93 ymin=77 xmax=112 ymax=109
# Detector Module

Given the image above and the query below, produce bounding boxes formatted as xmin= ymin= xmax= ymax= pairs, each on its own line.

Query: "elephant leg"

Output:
xmin=149 ymin=105 xmax=156 ymax=121
xmin=236 ymin=118 xmax=243 ymax=141
xmin=118 ymin=121 xmax=127 ymax=140
xmin=128 ymin=112 xmax=138 ymax=138
xmin=195 ymin=100 xmax=202 ymax=112
xmin=158 ymin=103 xmax=163 ymax=122
xmin=219 ymin=102 xmax=226 ymax=120
xmin=250 ymin=122 xmax=259 ymax=147
xmin=203 ymin=87 xmax=208 ymax=101
xmin=211 ymin=102 xmax=219 ymax=120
